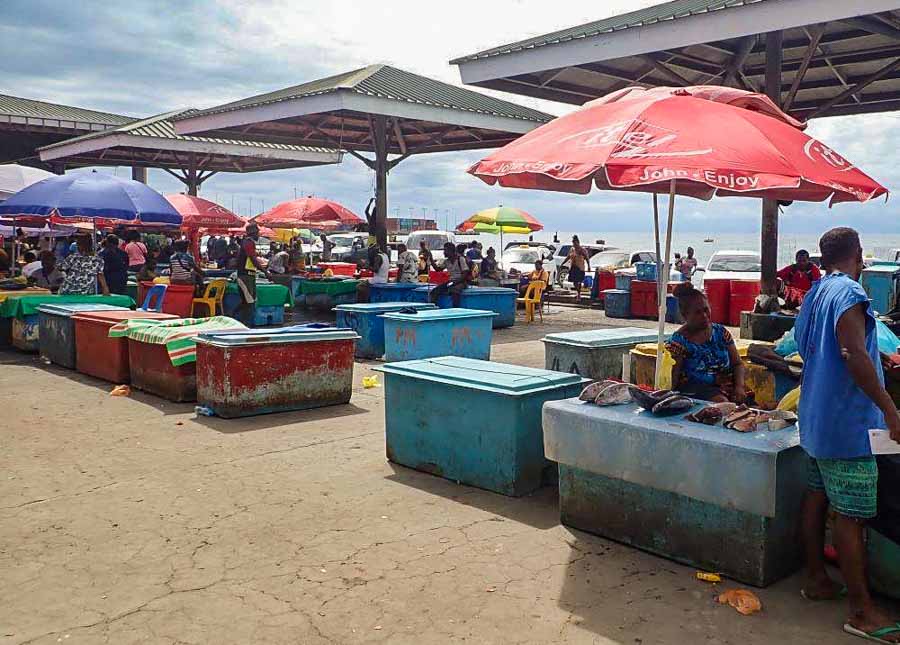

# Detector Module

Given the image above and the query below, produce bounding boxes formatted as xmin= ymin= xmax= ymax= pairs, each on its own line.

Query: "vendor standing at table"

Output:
xmin=666 ymin=283 xmax=746 ymax=403
xmin=124 ymin=230 xmax=148 ymax=273
xmin=169 ymin=240 xmax=204 ymax=291
xmin=267 ymin=245 xmax=291 ymax=276
xmin=418 ymin=240 xmax=436 ymax=276
xmin=356 ymin=245 xmax=389 ymax=302
xmin=397 ymin=243 xmax=419 ymax=283
xmin=793 ymin=227 xmax=900 ymax=642
xmin=29 ymin=251 xmax=63 ymax=292
xmin=236 ymin=224 xmax=265 ymax=325
xmin=59 ymin=236 xmax=109 ymax=296
xmin=99 ymin=235 xmax=130 ymax=295
xmin=778 ymin=249 xmax=821 ymax=309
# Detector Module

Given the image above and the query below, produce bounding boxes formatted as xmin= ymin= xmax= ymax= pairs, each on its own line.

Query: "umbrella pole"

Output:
xmin=92 ymin=219 xmax=98 ymax=295
xmin=11 ymin=215 xmax=17 ymax=277
xmin=654 ymin=180 xmax=676 ymax=390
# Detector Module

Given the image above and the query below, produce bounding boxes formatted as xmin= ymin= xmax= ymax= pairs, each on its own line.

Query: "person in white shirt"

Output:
xmin=356 ymin=245 xmax=390 ymax=302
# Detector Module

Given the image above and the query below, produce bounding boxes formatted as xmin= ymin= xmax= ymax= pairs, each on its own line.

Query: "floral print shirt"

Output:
xmin=59 ymin=253 xmax=104 ymax=295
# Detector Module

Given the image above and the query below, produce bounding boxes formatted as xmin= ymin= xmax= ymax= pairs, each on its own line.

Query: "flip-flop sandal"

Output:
xmin=800 ymin=585 xmax=847 ymax=601
xmin=843 ymin=623 xmax=900 ymax=644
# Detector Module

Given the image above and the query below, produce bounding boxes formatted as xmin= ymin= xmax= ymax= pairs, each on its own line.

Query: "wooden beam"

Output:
xmin=392 ymin=118 xmax=407 ymax=155
xmin=784 ymin=25 xmax=825 ymax=110
xmin=808 ymin=55 xmax=900 ymax=118
xmin=723 ymin=36 xmax=757 ymax=87
xmin=840 ymin=16 xmax=900 ymax=40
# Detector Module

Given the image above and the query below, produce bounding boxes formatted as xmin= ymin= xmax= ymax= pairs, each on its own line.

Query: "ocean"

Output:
xmin=458 ymin=230 xmax=900 ymax=267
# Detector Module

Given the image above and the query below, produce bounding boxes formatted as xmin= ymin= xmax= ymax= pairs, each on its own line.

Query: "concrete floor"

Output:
xmin=1 ymin=306 xmax=892 ymax=644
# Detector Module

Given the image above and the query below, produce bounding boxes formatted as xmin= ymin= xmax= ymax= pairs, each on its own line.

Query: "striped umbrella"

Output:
xmin=456 ymin=206 xmax=543 ymax=234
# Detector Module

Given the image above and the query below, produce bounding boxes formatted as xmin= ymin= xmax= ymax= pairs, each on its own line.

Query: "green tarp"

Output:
xmin=0 ymin=294 xmax=134 ymax=319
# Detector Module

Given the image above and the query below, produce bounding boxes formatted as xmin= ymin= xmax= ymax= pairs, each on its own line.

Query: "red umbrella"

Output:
xmin=469 ymin=85 xmax=888 ymax=386
xmin=165 ymin=194 xmax=244 ymax=231
xmin=254 ymin=197 xmax=363 ymax=231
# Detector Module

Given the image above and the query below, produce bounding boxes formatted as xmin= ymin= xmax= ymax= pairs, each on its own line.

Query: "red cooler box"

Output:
xmin=195 ymin=326 xmax=359 ymax=418
xmin=729 ymin=280 xmax=761 ymax=327
xmin=630 ymin=281 xmax=678 ymax=319
xmin=128 ymin=338 xmax=197 ymax=402
xmin=318 ymin=262 xmax=356 ymax=277
xmin=703 ymin=279 xmax=731 ymax=325
xmin=138 ymin=281 xmax=194 ymax=317
xmin=72 ymin=310 xmax=178 ymax=383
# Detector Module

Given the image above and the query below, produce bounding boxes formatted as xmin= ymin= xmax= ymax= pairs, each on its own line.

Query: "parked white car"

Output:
xmin=406 ymin=230 xmax=457 ymax=265
xmin=501 ymin=245 xmax=557 ymax=283
xmin=696 ymin=250 xmax=761 ymax=286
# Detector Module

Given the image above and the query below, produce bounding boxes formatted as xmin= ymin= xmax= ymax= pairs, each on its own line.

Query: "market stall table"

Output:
xmin=334 ymin=302 xmax=437 ymax=358
xmin=72 ymin=310 xmax=179 ymax=383
xmin=376 ymin=357 xmax=587 ymax=496
xmin=381 ymin=308 xmax=496 ymax=362
xmin=543 ymin=398 xmax=804 ymax=586
xmin=37 ymin=303 xmax=129 ymax=369
xmin=1 ymin=294 xmax=133 ymax=352
xmin=195 ymin=326 xmax=359 ymax=418
xmin=0 ymin=287 xmax=50 ymax=345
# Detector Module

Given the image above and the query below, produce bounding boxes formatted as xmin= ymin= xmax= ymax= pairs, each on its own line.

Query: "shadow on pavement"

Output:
xmin=194 ymin=402 xmax=369 ymax=434
xmin=384 ymin=462 xmax=560 ymax=530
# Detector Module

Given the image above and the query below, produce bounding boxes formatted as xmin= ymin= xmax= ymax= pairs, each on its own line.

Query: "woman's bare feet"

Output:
xmin=802 ymin=573 xmax=844 ymax=601
xmin=846 ymin=605 xmax=900 ymax=643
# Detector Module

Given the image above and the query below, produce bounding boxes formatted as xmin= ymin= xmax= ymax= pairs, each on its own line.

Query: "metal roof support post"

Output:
xmin=131 ymin=167 xmax=147 ymax=183
xmin=760 ymin=30 xmax=783 ymax=307
xmin=187 ymin=153 xmax=198 ymax=196
xmin=373 ymin=115 xmax=388 ymax=252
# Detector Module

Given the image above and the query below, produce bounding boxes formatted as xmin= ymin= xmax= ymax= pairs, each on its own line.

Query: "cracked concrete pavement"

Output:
xmin=2 ymin=307 xmax=892 ymax=644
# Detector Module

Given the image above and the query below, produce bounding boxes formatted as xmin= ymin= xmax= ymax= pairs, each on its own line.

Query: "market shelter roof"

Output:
xmin=38 ymin=109 xmax=342 ymax=174
xmin=172 ymin=64 xmax=553 ymax=154
xmin=452 ymin=0 xmax=900 ymax=120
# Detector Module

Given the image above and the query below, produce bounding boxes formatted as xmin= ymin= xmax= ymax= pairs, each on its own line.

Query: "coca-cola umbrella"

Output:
xmin=254 ymin=197 xmax=363 ymax=231
xmin=165 ymin=194 xmax=244 ymax=231
xmin=469 ymin=85 xmax=888 ymax=386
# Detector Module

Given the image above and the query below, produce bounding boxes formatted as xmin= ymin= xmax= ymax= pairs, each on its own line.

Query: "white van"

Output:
xmin=405 ymin=230 xmax=457 ymax=264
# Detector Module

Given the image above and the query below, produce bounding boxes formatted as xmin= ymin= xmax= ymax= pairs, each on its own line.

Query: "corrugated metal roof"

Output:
xmin=180 ymin=64 xmax=552 ymax=123
xmin=39 ymin=109 xmax=336 ymax=154
xmin=450 ymin=0 xmax=768 ymax=63
xmin=0 ymin=92 xmax=132 ymax=126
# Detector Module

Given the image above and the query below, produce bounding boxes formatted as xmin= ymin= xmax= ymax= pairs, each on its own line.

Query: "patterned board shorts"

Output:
xmin=807 ymin=455 xmax=879 ymax=519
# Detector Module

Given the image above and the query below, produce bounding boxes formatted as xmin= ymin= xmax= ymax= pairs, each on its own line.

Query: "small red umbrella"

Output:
xmin=469 ymin=85 xmax=888 ymax=386
xmin=254 ymin=197 xmax=363 ymax=230
xmin=165 ymin=194 xmax=244 ymax=231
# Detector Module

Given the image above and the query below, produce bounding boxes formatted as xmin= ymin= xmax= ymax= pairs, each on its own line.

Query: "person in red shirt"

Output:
xmin=777 ymin=249 xmax=822 ymax=308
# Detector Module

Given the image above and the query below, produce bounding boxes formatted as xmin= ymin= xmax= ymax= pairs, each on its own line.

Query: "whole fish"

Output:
xmin=685 ymin=402 xmax=738 ymax=426
xmin=579 ymin=380 xmax=613 ymax=401
xmin=594 ymin=382 xmax=632 ymax=406
xmin=651 ymin=395 xmax=694 ymax=416
xmin=628 ymin=385 xmax=674 ymax=411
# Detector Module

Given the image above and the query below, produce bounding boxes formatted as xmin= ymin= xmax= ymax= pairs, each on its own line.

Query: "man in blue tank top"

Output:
xmin=795 ymin=227 xmax=900 ymax=642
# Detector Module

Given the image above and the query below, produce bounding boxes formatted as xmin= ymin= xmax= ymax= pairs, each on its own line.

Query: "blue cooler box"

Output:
xmin=602 ymin=289 xmax=631 ymax=318
xmin=370 ymin=282 xmax=421 ymax=303
xmin=334 ymin=302 xmax=437 ymax=358
xmin=457 ymin=286 xmax=517 ymax=328
xmin=253 ymin=304 xmax=285 ymax=326
xmin=381 ymin=308 xmax=495 ymax=361
xmin=410 ymin=285 xmax=452 ymax=309
xmin=614 ymin=270 xmax=636 ymax=291
xmin=376 ymin=356 xmax=588 ymax=496
xmin=634 ymin=262 xmax=658 ymax=282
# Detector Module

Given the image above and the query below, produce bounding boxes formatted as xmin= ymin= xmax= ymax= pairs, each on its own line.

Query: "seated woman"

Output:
xmin=519 ymin=259 xmax=549 ymax=296
xmin=666 ymin=283 xmax=747 ymax=403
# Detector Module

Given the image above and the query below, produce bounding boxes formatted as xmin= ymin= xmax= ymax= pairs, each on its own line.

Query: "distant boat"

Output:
xmin=704 ymin=237 xmax=714 ymax=243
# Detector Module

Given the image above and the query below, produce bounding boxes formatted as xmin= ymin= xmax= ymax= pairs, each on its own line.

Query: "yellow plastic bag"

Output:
xmin=777 ymin=386 xmax=800 ymax=413
xmin=362 ymin=376 xmax=380 ymax=389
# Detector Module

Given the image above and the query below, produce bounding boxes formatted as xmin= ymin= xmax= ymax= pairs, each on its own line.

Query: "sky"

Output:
xmin=3 ymin=0 xmax=900 ymax=237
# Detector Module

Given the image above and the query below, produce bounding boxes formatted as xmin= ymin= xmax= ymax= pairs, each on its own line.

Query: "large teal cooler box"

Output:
xmin=370 ymin=282 xmax=421 ymax=303
xmin=542 ymin=327 xmax=663 ymax=380
xmin=38 ymin=303 xmax=129 ymax=369
xmin=457 ymin=286 xmax=517 ymax=328
xmin=334 ymin=302 xmax=437 ymax=359
xmin=375 ymin=356 xmax=588 ymax=496
xmin=410 ymin=285 xmax=452 ymax=308
xmin=543 ymin=399 xmax=805 ymax=587
xmin=861 ymin=264 xmax=900 ymax=315
xmin=381 ymin=308 xmax=496 ymax=362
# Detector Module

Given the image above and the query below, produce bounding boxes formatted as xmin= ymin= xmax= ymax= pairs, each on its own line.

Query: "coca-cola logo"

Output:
xmin=803 ymin=139 xmax=855 ymax=173
xmin=557 ymin=119 xmax=712 ymax=159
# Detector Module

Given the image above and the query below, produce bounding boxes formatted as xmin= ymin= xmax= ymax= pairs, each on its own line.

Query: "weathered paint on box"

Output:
xmin=375 ymin=357 xmax=588 ymax=496
xmin=127 ymin=338 xmax=197 ymax=402
xmin=335 ymin=302 xmax=437 ymax=359
xmin=196 ymin=329 xmax=358 ymax=418
xmin=544 ymin=398 xmax=806 ymax=586
xmin=542 ymin=328 xmax=663 ymax=380
xmin=38 ymin=304 xmax=128 ymax=369
xmin=381 ymin=308 xmax=495 ymax=361
xmin=11 ymin=313 xmax=39 ymax=352
xmin=457 ymin=287 xmax=517 ymax=328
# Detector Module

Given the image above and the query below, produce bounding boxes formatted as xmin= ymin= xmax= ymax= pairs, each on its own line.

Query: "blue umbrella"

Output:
xmin=0 ymin=171 xmax=182 ymax=224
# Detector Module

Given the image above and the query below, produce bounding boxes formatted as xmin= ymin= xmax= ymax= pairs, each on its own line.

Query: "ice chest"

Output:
xmin=861 ymin=264 xmax=900 ymax=315
xmin=457 ymin=287 xmax=517 ymax=328
xmin=11 ymin=314 xmax=40 ymax=352
xmin=542 ymin=327 xmax=662 ymax=380
xmin=543 ymin=399 xmax=806 ymax=586
xmin=253 ymin=304 xmax=284 ymax=326
xmin=72 ymin=310 xmax=178 ymax=383
xmin=410 ymin=285 xmax=452 ymax=309
xmin=376 ymin=357 xmax=588 ymax=496
xmin=381 ymin=308 xmax=495 ymax=362
xmin=602 ymin=289 xmax=631 ymax=318
xmin=128 ymin=338 xmax=197 ymax=402
xmin=195 ymin=326 xmax=360 ymax=418
xmin=370 ymin=282 xmax=421 ymax=303
xmin=37 ymin=303 xmax=129 ymax=369
xmin=334 ymin=302 xmax=437 ymax=359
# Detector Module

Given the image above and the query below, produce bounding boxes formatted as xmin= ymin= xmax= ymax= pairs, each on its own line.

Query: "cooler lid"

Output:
xmin=71 ymin=310 xmax=178 ymax=323
xmin=542 ymin=327 xmax=666 ymax=348
xmin=380 ymin=307 xmax=497 ymax=322
xmin=462 ymin=287 xmax=517 ymax=295
xmin=375 ymin=356 xmax=585 ymax=394
xmin=37 ymin=304 xmax=129 ymax=317
xmin=196 ymin=324 xmax=359 ymax=347
xmin=863 ymin=265 xmax=900 ymax=275
xmin=333 ymin=303 xmax=437 ymax=314
xmin=374 ymin=282 xmax=421 ymax=288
